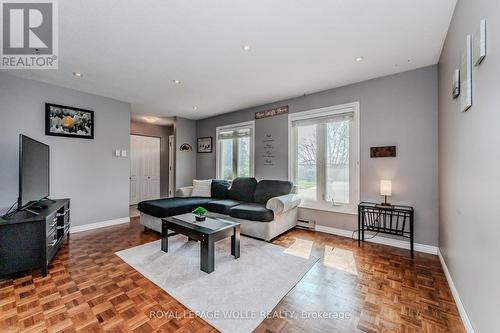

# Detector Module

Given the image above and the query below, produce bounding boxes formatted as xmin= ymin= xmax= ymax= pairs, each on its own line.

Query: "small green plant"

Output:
xmin=192 ymin=206 xmax=207 ymax=217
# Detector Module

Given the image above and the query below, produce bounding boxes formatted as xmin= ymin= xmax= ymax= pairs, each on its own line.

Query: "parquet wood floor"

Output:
xmin=0 ymin=218 xmax=465 ymax=333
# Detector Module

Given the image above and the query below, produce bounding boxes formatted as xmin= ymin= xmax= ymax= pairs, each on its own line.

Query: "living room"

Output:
xmin=0 ymin=1 xmax=496 ymax=332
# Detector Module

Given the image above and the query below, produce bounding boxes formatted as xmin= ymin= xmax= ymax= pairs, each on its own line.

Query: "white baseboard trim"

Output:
xmin=314 ymin=225 xmax=438 ymax=255
xmin=71 ymin=217 xmax=130 ymax=233
xmin=438 ymin=250 xmax=475 ymax=333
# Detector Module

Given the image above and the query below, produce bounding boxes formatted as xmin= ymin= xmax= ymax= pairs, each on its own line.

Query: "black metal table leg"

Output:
xmin=161 ymin=221 xmax=168 ymax=253
xmin=358 ymin=206 xmax=361 ymax=247
xmin=231 ymin=225 xmax=240 ymax=259
xmin=361 ymin=210 xmax=365 ymax=242
xmin=410 ymin=213 xmax=414 ymax=259
xmin=200 ymin=235 xmax=214 ymax=273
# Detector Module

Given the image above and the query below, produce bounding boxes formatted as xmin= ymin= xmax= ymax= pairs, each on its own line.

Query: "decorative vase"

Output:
xmin=195 ymin=215 xmax=206 ymax=222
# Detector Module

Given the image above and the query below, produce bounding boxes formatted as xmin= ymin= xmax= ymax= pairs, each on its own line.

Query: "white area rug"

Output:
xmin=116 ymin=235 xmax=319 ymax=333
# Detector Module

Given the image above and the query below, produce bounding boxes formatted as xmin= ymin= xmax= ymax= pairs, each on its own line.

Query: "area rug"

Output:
xmin=115 ymin=235 xmax=319 ymax=333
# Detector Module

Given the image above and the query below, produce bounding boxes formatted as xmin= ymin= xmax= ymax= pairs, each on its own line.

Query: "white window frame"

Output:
xmin=288 ymin=101 xmax=360 ymax=215
xmin=216 ymin=120 xmax=255 ymax=179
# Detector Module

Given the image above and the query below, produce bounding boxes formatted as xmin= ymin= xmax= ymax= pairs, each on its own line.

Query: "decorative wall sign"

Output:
xmin=474 ymin=19 xmax=486 ymax=66
xmin=45 ymin=103 xmax=94 ymax=139
xmin=460 ymin=34 xmax=473 ymax=112
xmin=197 ymin=137 xmax=212 ymax=153
xmin=452 ymin=69 xmax=460 ymax=99
xmin=262 ymin=133 xmax=275 ymax=166
xmin=255 ymin=105 xmax=289 ymax=119
xmin=370 ymin=146 xmax=396 ymax=158
xmin=179 ymin=143 xmax=192 ymax=151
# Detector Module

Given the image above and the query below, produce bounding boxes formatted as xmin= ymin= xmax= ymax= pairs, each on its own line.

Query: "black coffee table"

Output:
xmin=161 ymin=213 xmax=240 ymax=273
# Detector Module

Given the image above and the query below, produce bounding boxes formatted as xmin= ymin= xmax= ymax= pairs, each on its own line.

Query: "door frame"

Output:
xmin=168 ymin=134 xmax=175 ymax=197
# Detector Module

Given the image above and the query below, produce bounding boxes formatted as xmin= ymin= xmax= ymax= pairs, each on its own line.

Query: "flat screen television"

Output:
xmin=18 ymin=135 xmax=50 ymax=209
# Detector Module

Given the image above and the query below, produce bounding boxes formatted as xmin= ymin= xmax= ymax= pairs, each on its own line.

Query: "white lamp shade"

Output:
xmin=380 ymin=180 xmax=392 ymax=196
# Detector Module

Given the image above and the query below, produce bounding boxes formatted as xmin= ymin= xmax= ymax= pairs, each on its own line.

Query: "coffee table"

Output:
xmin=161 ymin=213 xmax=240 ymax=273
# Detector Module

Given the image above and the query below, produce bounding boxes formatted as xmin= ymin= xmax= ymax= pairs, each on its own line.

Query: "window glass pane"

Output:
xmin=237 ymin=137 xmax=250 ymax=177
xmin=220 ymin=139 xmax=233 ymax=179
xmin=296 ymin=125 xmax=317 ymax=201
xmin=326 ymin=120 xmax=349 ymax=204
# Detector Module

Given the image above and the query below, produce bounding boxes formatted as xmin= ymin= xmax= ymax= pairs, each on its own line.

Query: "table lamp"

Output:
xmin=380 ymin=180 xmax=392 ymax=206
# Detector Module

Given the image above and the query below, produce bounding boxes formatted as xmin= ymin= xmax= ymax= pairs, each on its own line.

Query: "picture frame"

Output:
xmin=197 ymin=137 xmax=212 ymax=153
xmin=460 ymin=35 xmax=473 ymax=112
xmin=452 ymin=69 xmax=460 ymax=99
xmin=370 ymin=146 xmax=396 ymax=158
xmin=45 ymin=103 xmax=94 ymax=139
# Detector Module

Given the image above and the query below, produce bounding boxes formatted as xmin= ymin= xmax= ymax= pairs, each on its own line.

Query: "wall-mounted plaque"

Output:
xmin=255 ymin=105 xmax=289 ymax=119
xmin=370 ymin=146 xmax=396 ymax=158
xmin=262 ymin=133 xmax=275 ymax=166
xmin=460 ymin=34 xmax=473 ymax=112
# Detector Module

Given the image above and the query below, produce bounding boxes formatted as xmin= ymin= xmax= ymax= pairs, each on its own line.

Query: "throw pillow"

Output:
xmin=191 ymin=179 xmax=212 ymax=197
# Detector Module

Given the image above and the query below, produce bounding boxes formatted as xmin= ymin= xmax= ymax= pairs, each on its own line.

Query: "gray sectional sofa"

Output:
xmin=137 ymin=177 xmax=301 ymax=241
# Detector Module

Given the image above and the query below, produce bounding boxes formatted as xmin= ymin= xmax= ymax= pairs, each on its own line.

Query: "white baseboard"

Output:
xmin=438 ymin=250 xmax=475 ymax=333
xmin=314 ymin=225 xmax=438 ymax=255
xmin=71 ymin=217 xmax=130 ymax=233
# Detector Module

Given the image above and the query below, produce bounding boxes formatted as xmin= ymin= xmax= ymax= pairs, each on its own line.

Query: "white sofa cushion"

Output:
xmin=191 ymin=179 xmax=212 ymax=197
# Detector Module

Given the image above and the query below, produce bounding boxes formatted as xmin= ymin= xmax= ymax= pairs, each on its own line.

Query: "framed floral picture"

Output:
xmin=45 ymin=103 xmax=94 ymax=139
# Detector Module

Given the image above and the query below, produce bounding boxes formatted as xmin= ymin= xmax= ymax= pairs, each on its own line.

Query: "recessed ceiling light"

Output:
xmin=355 ymin=56 xmax=364 ymax=62
xmin=242 ymin=45 xmax=251 ymax=51
xmin=193 ymin=106 xmax=198 ymax=110
xmin=143 ymin=116 xmax=158 ymax=123
xmin=72 ymin=72 xmax=83 ymax=78
xmin=173 ymin=79 xmax=181 ymax=84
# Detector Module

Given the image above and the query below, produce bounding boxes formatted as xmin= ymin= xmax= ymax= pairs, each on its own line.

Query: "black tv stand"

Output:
xmin=41 ymin=197 xmax=57 ymax=204
xmin=19 ymin=198 xmax=55 ymax=215
xmin=0 ymin=198 xmax=70 ymax=277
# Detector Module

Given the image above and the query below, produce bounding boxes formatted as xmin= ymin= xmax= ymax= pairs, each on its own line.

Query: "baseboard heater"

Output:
xmin=297 ymin=218 xmax=316 ymax=230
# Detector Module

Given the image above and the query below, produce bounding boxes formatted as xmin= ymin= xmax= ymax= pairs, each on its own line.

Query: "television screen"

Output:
xmin=19 ymin=135 xmax=50 ymax=209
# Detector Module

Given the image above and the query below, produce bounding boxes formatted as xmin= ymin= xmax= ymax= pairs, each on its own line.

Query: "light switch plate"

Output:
xmin=121 ymin=150 xmax=127 ymax=157
xmin=114 ymin=149 xmax=121 ymax=157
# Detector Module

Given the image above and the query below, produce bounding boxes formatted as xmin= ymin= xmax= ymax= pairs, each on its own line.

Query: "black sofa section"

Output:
xmin=254 ymin=180 xmax=293 ymax=204
xmin=228 ymin=177 xmax=257 ymax=202
xmin=211 ymin=179 xmax=231 ymax=199
xmin=229 ymin=203 xmax=274 ymax=222
xmin=137 ymin=197 xmax=214 ymax=218
xmin=138 ymin=177 xmax=293 ymax=222
xmin=205 ymin=199 xmax=242 ymax=215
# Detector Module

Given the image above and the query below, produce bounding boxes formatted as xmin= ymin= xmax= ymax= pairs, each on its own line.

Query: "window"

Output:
xmin=216 ymin=121 xmax=255 ymax=180
xmin=289 ymin=102 xmax=359 ymax=213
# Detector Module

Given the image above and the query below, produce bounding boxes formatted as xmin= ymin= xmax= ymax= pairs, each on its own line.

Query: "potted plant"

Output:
xmin=192 ymin=206 xmax=208 ymax=222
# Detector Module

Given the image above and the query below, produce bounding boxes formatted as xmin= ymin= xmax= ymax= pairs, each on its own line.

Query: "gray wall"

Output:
xmin=197 ymin=66 xmax=438 ymax=246
xmin=438 ymin=1 xmax=499 ymax=332
xmin=0 ymin=73 xmax=131 ymax=227
xmin=174 ymin=117 xmax=197 ymax=189
xmin=130 ymin=121 xmax=173 ymax=198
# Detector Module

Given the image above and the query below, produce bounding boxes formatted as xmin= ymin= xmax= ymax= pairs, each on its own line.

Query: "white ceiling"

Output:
xmin=7 ymin=0 xmax=456 ymax=120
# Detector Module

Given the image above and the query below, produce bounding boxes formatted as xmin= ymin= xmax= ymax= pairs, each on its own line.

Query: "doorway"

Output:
xmin=130 ymin=134 xmax=161 ymax=205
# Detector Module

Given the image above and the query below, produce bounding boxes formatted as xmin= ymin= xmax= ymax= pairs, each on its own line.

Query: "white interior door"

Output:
xmin=130 ymin=135 xmax=140 ymax=204
xmin=168 ymin=135 xmax=174 ymax=197
xmin=130 ymin=135 xmax=161 ymax=204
